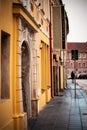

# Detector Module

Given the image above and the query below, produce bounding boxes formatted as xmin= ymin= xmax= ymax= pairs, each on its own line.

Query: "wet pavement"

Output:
xmin=29 ymin=82 xmax=87 ymax=130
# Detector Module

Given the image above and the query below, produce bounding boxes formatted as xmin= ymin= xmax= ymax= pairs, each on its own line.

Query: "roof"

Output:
xmin=67 ymin=42 xmax=87 ymax=52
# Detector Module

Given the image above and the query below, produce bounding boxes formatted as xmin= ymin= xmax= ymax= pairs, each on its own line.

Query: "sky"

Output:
xmin=62 ymin=0 xmax=87 ymax=42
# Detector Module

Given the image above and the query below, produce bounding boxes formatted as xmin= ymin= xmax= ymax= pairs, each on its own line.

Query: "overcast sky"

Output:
xmin=62 ymin=0 xmax=87 ymax=42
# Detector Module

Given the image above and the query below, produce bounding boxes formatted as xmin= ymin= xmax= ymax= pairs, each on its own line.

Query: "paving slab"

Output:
xmin=29 ymin=82 xmax=87 ymax=130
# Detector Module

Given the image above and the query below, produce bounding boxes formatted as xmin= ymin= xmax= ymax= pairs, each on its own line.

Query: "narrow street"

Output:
xmin=29 ymin=81 xmax=87 ymax=130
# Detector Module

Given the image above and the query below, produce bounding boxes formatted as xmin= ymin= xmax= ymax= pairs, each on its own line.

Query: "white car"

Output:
xmin=77 ymin=73 xmax=87 ymax=79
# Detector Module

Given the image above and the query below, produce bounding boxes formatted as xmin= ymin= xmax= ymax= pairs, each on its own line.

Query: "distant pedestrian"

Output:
xmin=71 ymin=71 xmax=75 ymax=83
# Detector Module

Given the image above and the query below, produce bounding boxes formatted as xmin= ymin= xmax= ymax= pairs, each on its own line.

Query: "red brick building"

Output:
xmin=67 ymin=42 xmax=87 ymax=78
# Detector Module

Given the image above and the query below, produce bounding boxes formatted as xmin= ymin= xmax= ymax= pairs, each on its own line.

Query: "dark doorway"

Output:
xmin=21 ymin=41 xmax=30 ymax=114
xmin=53 ymin=66 xmax=58 ymax=96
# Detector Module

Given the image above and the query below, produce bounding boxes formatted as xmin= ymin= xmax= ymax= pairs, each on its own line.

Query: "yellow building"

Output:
xmin=0 ymin=0 xmax=51 ymax=130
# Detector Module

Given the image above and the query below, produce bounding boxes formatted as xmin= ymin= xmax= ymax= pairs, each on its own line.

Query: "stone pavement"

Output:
xmin=29 ymin=82 xmax=87 ymax=130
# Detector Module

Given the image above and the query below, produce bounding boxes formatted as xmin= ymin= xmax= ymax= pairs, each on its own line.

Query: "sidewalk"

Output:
xmin=29 ymin=82 xmax=87 ymax=130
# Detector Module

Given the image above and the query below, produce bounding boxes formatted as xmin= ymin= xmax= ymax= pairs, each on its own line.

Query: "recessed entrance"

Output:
xmin=21 ymin=41 xmax=30 ymax=113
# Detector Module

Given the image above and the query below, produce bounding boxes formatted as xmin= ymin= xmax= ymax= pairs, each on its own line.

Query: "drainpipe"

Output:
xmin=49 ymin=0 xmax=53 ymax=97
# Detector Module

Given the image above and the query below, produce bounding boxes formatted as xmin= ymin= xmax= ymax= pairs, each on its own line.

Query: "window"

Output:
xmin=78 ymin=63 xmax=82 ymax=68
xmin=71 ymin=62 xmax=74 ymax=68
xmin=1 ymin=31 xmax=10 ymax=99
xmin=83 ymin=53 xmax=86 ymax=58
xmin=83 ymin=63 xmax=86 ymax=67
xmin=78 ymin=53 xmax=81 ymax=59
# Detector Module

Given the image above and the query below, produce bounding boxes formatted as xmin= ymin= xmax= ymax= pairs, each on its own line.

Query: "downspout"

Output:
xmin=49 ymin=0 xmax=53 ymax=97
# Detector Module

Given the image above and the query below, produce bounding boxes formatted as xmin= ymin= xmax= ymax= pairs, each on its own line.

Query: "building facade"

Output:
xmin=0 ymin=0 xmax=51 ymax=130
xmin=0 ymin=0 xmax=69 ymax=130
xmin=67 ymin=42 xmax=87 ymax=78
xmin=50 ymin=0 xmax=69 ymax=96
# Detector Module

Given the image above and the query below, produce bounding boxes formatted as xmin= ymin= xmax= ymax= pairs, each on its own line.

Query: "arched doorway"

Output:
xmin=21 ymin=41 xmax=30 ymax=117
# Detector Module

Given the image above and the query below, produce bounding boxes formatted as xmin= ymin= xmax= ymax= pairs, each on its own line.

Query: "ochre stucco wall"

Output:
xmin=0 ymin=0 xmax=13 ymax=129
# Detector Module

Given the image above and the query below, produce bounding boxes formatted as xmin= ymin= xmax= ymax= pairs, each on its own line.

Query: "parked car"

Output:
xmin=77 ymin=73 xmax=87 ymax=79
